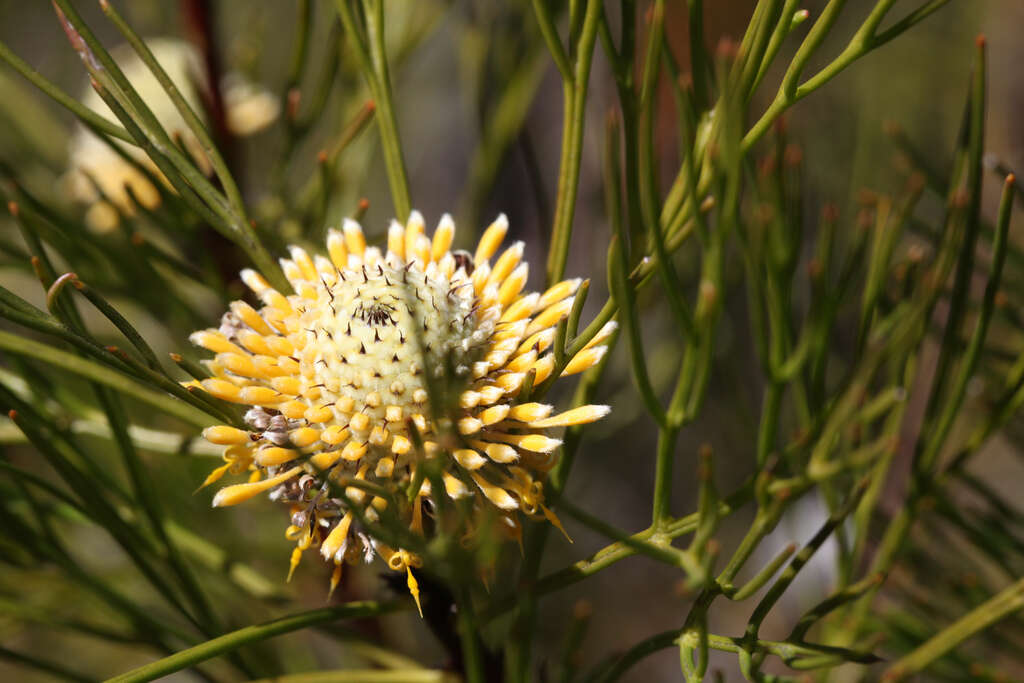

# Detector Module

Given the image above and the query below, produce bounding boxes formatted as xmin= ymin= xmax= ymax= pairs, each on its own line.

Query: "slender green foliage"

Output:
xmin=0 ymin=2 xmax=1020 ymax=681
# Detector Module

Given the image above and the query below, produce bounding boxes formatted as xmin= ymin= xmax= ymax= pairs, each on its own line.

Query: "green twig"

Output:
xmin=0 ymin=329 xmax=214 ymax=427
xmin=106 ymin=603 xmax=403 ymax=683
xmin=98 ymin=0 xmax=246 ymax=218
xmin=335 ymin=0 xmax=411 ymax=220
xmin=0 ymin=38 xmax=132 ymax=142
xmin=545 ymin=0 xmax=602 ymax=285
xmin=884 ymin=577 xmax=1024 ymax=681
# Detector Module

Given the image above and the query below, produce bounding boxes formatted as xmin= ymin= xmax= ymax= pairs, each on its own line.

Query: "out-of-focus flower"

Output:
xmin=64 ymin=38 xmax=279 ymax=232
xmin=188 ymin=212 xmax=613 ymax=611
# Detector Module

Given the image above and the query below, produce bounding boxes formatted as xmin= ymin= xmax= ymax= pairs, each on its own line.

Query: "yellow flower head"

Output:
xmin=189 ymin=212 xmax=613 ymax=604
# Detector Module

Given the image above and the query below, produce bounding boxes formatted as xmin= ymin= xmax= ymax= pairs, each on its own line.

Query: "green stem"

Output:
xmin=744 ymin=484 xmax=867 ymax=642
xmin=607 ymin=237 xmax=666 ymax=426
xmin=531 ymin=0 xmax=572 ymax=81
xmin=651 ymin=425 xmax=680 ymax=528
xmin=560 ymin=499 xmax=702 ymax=577
xmin=63 ymin=276 xmax=163 ymax=371
xmin=96 ymin=387 xmax=223 ymax=638
xmin=0 ymin=329 xmax=214 ymax=427
xmin=98 ymin=0 xmax=246 ymax=218
xmin=919 ymin=98 xmax=1007 ymax=476
xmin=335 ymin=0 xmax=411 ymax=220
xmin=884 ymin=577 xmax=1024 ymax=681
xmin=454 ymin=585 xmax=485 ymax=683
xmin=52 ymin=0 xmax=287 ymax=292
xmin=105 ymin=603 xmax=402 ymax=683
xmin=729 ymin=542 xmax=796 ymax=601
xmin=0 ymin=39 xmax=132 ymax=142
xmin=592 ymin=629 xmax=876 ymax=682
xmin=638 ymin=0 xmax=696 ymax=341
xmin=248 ymin=673 xmax=456 ymax=683
xmin=481 ymin=482 xmax=754 ymax=622
xmin=750 ymin=0 xmax=803 ymax=94
xmin=365 ymin=0 xmax=411 ymax=220
xmin=545 ymin=0 xmax=602 ymax=285
xmin=743 ymin=0 xmax=952 ymax=151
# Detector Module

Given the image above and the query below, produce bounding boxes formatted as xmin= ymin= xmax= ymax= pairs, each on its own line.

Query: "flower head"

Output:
xmin=189 ymin=212 xmax=613 ymax=607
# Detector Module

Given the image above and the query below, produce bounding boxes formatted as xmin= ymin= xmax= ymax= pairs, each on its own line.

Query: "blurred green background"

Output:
xmin=0 ymin=1 xmax=1021 ymax=680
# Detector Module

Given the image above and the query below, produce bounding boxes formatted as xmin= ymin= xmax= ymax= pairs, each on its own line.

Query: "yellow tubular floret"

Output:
xmin=342 ymin=218 xmax=366 ymax=256
xmin=431 ymin=214 xmax=455 ymax=261
xmin=476 ymin=385 xmax=506 ymax=405
xmin=236 ymin=330 xmax=273 ymax=356
xmin=497 ymin=264 xmax=529 ymax=306
xmin=305 ymin=405 xmax=334 ymax=423
xmin=487 ymin=432 xmax=562 ymax=453
xmin=407 ymin=565 xmax=423 ymax=618
xmin=458 ymin=416 xmax=484 ymax=435
xmin=410 ymin=234 xmax=431 ymax=268
xmin=495 ymin=372 xmax=526 ymax=394
xmin=190 ymin=330 xmax=243 ymax=355
xmin=488 ymin=242 xmax=525 ymax=287
xmin=562 ymin=346 xmax=609 ymax=375
xmin=387 ymin=220 xmax=405 ymax=261
xmin=202 ymin=425 xmax=251 ymax=445
xmin=290 ymin=246 xmax=318 ymax=281
xmin=505 ymin=349 xmax=537 ymax=373
xmin=255 ymin=447 xmax=301 ymax=466
xmin=453 ymin=448 xmax=487 ymax=470
xmin=405 ymin=210 xmax=425 ymax=259
xmin=477 ymin=404 xmax=511 ymax=425
xmin=240 ymin=268 xmax=270 ymax=295
xmin=471 ymin=472 xmax=519 ymax=510
xmin=326 ymin=228 xmax=348 ymax=269
xmin=341 ymin=441 xmax=368 ymax=462
xmin=516 ymin=328 xmax=556 ymax=355
xmin=240 ymin=386 xmax=285 ymax=406
xmin=530 ymin=355 xmax=556 ymax=384
xmin=508 ymin=403 xmax=553 ymax=422
xmin=443 ymin=472 xmax=470 ymax=498
xmin=528 ymin=404 xmax=611 ymax=428
xmin=279 ymin=400 xmax=306 ymax=419
xmin=321 ymin=511 xmax=354 ymax=561
xmin=585 ymin=321 xmax=618 ymax=348
xmin=310 ymin=451 xmax=342 ymax=470
xmin=375 ymin=457 xmax=395 ymax=477
xmin=218 ymin=352 xmax=261 ymax=378
xmin=321 ymin=425 xmax=348 ymax=445
xmin=500 ymin=293 xmax=540 ymax=323
xmin=471 ymin=440 xmax=519 ymax=463
xmin=200 ymin=378 xmax=242 ymax=402
xmin=212 ymin=466 xmax=303 ymax=507
xmin=537 ymin=278 xmax=582 ymax=309
xmin=231 ymin=301 xmax=273 ymax=335
xmin=472 ymin=263 xmax=492 ymax=296
xmin=288 ymin=427 xmax=321 ymax=448
xmin=474 ymin=214 xmax=509 ymax=264
xmin=527 ymin=298 xmax=575 ymax=335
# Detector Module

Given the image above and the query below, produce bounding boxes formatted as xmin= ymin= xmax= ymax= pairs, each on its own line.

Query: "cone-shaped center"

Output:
xmin=302 ymin=264 xmax=478 ymax=424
